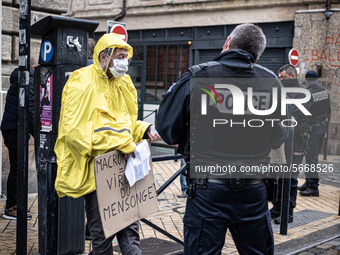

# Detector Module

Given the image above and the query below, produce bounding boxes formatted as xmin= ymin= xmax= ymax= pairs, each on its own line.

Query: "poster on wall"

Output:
xmin=40 ymin=74 xmax=53 ymax=132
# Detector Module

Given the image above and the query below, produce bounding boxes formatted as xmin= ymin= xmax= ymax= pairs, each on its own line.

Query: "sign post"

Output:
xmin=17 ymin=0 xmax=31 ymax=253
xmin=288 ymin=48 xmax=299 ymax=67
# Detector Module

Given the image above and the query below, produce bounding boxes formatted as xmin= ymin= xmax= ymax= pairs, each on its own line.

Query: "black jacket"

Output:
xmin=157 ymin=49 xmax=288 ymax=163
xmin=307 ymin=81 xmax=331 ymax=125
xmin=281 ymin=78 xmax=312 ymax=139
xmin=1 ymin=68 xmax=35 ymax=135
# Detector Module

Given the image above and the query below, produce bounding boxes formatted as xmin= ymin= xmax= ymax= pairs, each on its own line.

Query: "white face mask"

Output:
xmin=109 ymin=59 xmax=129 ymax=79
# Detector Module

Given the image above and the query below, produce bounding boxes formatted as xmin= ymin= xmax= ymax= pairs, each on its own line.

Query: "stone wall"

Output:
xmin=294 ymin=10 xmax=340 ymax=154
xmin=67 ymin=0 xmax=340 ymax=155
xmin=67 ymin=0 xmax=340 ymax=31
xmin=1 ymin=0 xmax=68 ymax=195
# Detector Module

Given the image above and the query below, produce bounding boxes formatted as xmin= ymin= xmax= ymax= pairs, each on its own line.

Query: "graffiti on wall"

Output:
xmin=306 ymin=33 xmax=340 ymax=68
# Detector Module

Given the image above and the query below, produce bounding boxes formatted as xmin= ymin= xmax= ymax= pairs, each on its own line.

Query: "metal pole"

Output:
xmin=156 ymin=163 xmax=185 ymax=196
xmin=141 ymin=219 xmax=184 ymax=245
xmin=323 ymin=130 xmax=328 ymax=160
xmin=338 ymin=194 xmax=340 ymax=216
xmin=280 ymin=177 xmax=291 ymax=235
xmin=280 ymin=126 xmax=294 ymax=235
xmin=152 ymin=154 xmax=183 ymax=162
xmin=0 ymin=0 xmax=3 ymax=197
xmin=46 ymin=157 xmax=58 ymax=255
xmin=138 ymin=45 xmax=147 ymax=120
xmin=17 ymin=0 xmax=31 ymax=253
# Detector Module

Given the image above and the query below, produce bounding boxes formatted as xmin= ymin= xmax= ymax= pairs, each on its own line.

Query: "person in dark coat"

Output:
xmin=299 ymin=70 xmax=331 ymax=196
xmin=1 ymin=56 xmax=38 ymax=220
xmin=157 ymin=23 xmax=287 ymax=255
xmin=270 ymin=64 xmax=312 ymax=224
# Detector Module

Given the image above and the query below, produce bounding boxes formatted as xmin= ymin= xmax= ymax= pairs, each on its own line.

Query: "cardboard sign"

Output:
xmin=94 ymin=149 xmax=158 ymax=237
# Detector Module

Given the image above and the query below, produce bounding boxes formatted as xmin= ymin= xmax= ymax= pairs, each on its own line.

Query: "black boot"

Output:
xmin=273 ymin=209 xmax=293 ymax=225
xmin=297 ymin=181 xmax=308 ymax=191
xmin=300 ymin=187 xmax=319 ymax=197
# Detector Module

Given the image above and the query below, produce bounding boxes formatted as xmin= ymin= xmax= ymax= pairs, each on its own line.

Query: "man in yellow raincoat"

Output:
xmin=54 ymin=33 xmax=160 ymax=254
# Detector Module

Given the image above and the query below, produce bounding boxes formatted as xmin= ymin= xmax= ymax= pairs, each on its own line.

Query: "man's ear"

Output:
xmin=99 ymin=52 xmax=106 ymax=61
xmin=222 ymin=36 xmax=230 ymax=53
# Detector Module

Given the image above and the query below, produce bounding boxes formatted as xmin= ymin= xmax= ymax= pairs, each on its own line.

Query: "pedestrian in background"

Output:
xmin=157 ymin=23 xmax=287 ymax=255
xmin=54 ymin=33 xmax=160 ymax=254
xmin=1 ymin=56 xmax=38 ymax=220
xmin=87 ymin=38 xmax=96 ymax=65
xmin=299 ymin=70 xmax=331 ymax=196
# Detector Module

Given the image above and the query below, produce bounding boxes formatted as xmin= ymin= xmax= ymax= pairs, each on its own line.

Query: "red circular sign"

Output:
xmin=288 ymin=48 xmax=299 ymax=67
xmin=110 ymin=24 xmax=128 ymax=42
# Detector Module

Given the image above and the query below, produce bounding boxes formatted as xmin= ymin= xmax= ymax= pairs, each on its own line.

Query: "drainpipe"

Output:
xmin=325 ymin=0 xmax=332 ymax=19
xmin=114 ymin=0 xmax=126 ymax=21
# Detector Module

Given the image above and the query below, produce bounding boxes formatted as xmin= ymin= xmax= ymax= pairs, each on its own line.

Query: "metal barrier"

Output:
xmin=142 ymin=109 xmax=158 ymax=123
xmin=147 ymin=150 xmax=294 ymax=245
xmin=141 ymin=154 xmax=185 ymax=246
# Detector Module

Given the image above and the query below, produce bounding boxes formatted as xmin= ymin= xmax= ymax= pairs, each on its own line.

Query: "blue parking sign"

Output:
xmin=41 ymin=40 xmax=53 ymax=62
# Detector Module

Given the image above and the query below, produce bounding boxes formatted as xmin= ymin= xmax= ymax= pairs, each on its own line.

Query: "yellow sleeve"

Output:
xmin=133 ymin=120 xmax=151 ymax=143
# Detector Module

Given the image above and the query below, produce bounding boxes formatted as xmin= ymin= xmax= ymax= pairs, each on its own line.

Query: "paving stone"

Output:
xmin=320 ymin=249 xmax=340 ymax=255
xmin=317 ymin=244 xmax=334 ymax=249
xmin=307 ymin=247 xmax=329 ymax=254
xmin=326 ymin=239 xmax=340 ymax=246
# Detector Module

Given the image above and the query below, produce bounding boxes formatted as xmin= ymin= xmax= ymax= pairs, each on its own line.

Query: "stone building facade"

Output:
xmin=1 ymin=0 xmax=68 ymax=194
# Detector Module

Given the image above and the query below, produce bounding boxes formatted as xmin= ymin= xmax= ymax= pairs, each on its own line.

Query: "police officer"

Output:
xmin=299 ymin=71 xmax=331 ymax=196
xmin=157 ymin=23 xmax=287 ymax=255
xmin=270 ymin=64 xmax=312 ymax=224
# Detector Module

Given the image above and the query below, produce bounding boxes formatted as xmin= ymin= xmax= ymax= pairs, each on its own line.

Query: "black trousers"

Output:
xmin=305 ymin=124 xmax=327 ymax=188
xmin=84 ymin=191 xmax=141 ymax=255
xmin=2 ymin=129 xmax=18 ymax=209
xmin=184 ymin=182 xmax=274 ymax=255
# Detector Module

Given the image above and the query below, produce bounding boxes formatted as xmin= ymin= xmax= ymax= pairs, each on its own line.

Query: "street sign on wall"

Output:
xmin=288 ymin=48 xmax=299 ymax=67
xmin=107 ymin=21 xmax=128 ymax=42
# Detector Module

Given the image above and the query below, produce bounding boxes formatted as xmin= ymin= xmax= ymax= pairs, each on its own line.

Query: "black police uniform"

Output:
xmin=302 ymin=77 xmax=331 ymax=193
xmin=157 ymin=49 xmax=288 ymax=255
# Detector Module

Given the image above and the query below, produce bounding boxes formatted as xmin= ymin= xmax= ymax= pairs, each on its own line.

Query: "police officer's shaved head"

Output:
xmin=227 ymin=23 xmax=266 ymax=61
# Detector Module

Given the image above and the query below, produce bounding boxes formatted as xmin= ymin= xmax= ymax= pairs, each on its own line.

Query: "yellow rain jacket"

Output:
xmin=54 ymin=34 xmax=150 ymax=198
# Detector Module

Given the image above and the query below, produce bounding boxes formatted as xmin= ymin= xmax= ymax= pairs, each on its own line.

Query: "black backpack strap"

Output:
xmin=188 ymin=61 xmax=221 ymax=76
xmin=188 ymin=65 xmax=202 ymax=75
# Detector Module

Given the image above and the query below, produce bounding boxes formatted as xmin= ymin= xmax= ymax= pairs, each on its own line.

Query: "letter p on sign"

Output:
xmin=41 ymin=40 xmax=53 ymax=62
